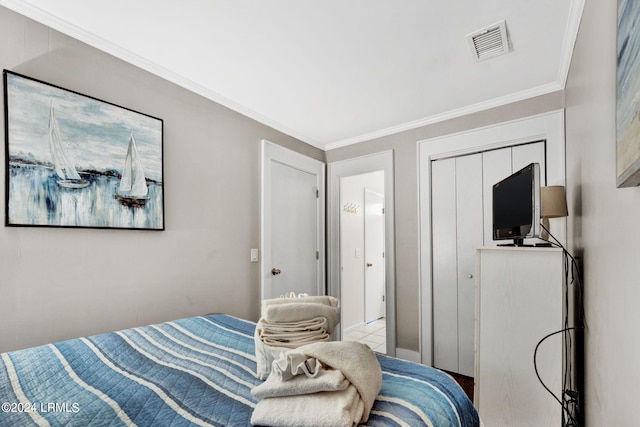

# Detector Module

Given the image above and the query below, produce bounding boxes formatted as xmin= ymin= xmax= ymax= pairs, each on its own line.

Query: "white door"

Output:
xmin=262 ymin=141 xmax=325 ymax=300
xmin=431 ymin=157 xmax=458 ymax=372
xmin=454 ymin=153 xmax=483 ymax=376
xmin=431 ymin=154 xmax=483 ymax=376
xmin=482 ymin=147 xmax=513 ymax=246
xmin=512 ymin=141 xmax=546 ymax=177
xmin=364 ymin=189 xmax=385 ymax=323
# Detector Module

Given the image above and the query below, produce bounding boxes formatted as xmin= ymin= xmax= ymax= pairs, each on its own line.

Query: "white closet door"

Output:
xmin=431 ymin=158 xmax=458 ymax=373
xmin=513 ymin=142 xmax=547 ymax=245
xmin=483 ymin=141 xmax=547 ymax=246
xmin=432 ymin=154 xmax=483 ymax=376
xmin=455 ymin=153 xmax=483 ymax=377
xmin=432 ymin=141 xmax=548 ymax=376
xmin=482 ymin=148 xmax=513 ymax=246
xmin=512 ymin=141 xmax=547 ymax=186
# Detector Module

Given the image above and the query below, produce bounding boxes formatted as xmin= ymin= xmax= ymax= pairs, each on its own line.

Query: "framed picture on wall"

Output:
xmin=617 ymin=0 xmax=640 ymax=187
xmin=3 ymin=70 xmax=164 ymax=230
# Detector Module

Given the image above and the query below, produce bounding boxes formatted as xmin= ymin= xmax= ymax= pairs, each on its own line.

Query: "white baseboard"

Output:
xmin=395 ymin=348 xmax=421 ymax=364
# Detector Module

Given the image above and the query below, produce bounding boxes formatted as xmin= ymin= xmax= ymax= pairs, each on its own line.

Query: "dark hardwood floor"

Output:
xmin=444 ymin=371 xmax=474 ymax=401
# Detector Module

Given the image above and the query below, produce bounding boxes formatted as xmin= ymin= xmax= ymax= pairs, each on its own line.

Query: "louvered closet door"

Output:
xmin=432 ymin=153 xmax=483 ymax=376
xmin=454 ymin=154 xmax=483 ymax=376
xmin=512 ymin=141 xmax=546 ymax=177
xmin=482 ymin=148 xmax=512 ymax=246
xmin=431 ymin=158 xmax=458 ymax=373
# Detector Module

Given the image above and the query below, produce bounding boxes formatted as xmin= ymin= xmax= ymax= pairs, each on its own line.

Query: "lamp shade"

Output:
xmin=540 ymin=185 xmax=568 ymax=218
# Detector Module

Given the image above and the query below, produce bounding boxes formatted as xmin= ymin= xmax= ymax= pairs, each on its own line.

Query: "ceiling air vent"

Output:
xmin=466 ymin=20 xmax=511 ymax=61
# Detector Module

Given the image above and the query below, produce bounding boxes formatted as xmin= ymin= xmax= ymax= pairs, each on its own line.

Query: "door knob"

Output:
xmin=467 ymin=274 xmax=473 ymax=279
xmin=366 ymin=263 xmax=373 ymax=267
xmin=271 ymin=268 xmax=282 ymax=275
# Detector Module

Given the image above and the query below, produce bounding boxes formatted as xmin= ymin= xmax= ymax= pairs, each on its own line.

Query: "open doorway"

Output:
xmin=340 ymin=172 xmax=386 ymax=353
xmin=327 ymin=151 xmax=395 ymax=357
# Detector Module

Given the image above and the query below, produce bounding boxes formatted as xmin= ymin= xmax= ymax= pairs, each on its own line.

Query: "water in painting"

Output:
xmin=8 ymin=164 xmax=163 ymax=229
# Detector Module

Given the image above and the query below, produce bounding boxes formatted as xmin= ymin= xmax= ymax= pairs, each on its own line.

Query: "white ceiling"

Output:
xmin=1 ymin=0 xmax=584 ymax=150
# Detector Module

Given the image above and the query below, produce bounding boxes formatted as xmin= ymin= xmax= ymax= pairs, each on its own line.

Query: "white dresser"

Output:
xmin=475 ymin=247 xmax=565 ymax=426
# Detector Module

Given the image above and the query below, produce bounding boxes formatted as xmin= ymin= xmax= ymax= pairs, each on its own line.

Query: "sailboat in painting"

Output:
xmin=115 ymin=132 xmax=149 ymax=206
xmin=48 ymin=102 xmax=89 ymax=189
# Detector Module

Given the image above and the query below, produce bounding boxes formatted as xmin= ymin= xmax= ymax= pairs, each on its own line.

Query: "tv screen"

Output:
xmin=492 ymin=163 xmax=541 ymax=246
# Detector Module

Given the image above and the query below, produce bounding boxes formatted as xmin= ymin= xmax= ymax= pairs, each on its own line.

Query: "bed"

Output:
xmin=0 ymin=314 xmax=479 ymax=426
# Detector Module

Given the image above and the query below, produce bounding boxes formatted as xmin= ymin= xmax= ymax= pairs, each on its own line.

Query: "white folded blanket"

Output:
xmin=250 ymin=341 xmax=382 ymax=426
xmin=263 ymin=302 xmax=341 ymax=332
xmin=261 ymin=295 xmax=338 ymax=314
xmin=254 ymin=296 xmax=341 ymax=379
xmin=258 ymin=317 xmax=331 ymax=347
xmin=254 ymin=317 xmax=330 ymax=379
xmin=259 ymin=316 xmax=328 ymax=335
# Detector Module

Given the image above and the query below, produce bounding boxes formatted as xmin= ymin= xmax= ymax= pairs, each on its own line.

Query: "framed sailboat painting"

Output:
xmin=3 ymin=70 xmax=164 ymax=230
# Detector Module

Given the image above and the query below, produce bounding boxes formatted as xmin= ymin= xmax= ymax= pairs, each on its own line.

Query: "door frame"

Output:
xmin=417 ymin=110 xmax=566 ymax=366
xmin=261 ymin=140 xmax=325 ymax=300
xmin=328 ymin=150 xmax=396 ymax=357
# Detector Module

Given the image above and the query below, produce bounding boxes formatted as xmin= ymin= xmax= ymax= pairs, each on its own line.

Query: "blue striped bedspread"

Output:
xmin=0 ymin=314 xmax=479 ymax=426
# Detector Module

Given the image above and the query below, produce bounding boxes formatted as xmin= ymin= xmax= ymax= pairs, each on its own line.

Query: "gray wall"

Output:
xmin=565 ymin=0 xmax=639 ymax=424
xmin=0 ymin=6 xmax=323 ymax=353
xmin=327 ymin=92 xmax=564 ymax=351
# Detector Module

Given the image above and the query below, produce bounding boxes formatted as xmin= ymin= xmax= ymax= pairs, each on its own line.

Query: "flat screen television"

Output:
xmin=492 ymin=162 xmax=541 ymax=246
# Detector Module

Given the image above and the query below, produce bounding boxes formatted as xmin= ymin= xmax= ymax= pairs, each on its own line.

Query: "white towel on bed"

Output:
xmin=250 ymin=341 xmax=381 ymax=426
xmin=251 ymin=366 xmax=348 ymax=399
xmin=251 ymin=385 xmax=364 ymax=427
xmin=261 ymin=330 xmax=331 ymax=347
xmin=272 ymin=350 xmax=324 ymax=381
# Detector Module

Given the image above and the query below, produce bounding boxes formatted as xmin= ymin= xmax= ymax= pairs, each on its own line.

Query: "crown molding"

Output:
xmin=324 ymin=82 xmax=564 ymax=151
